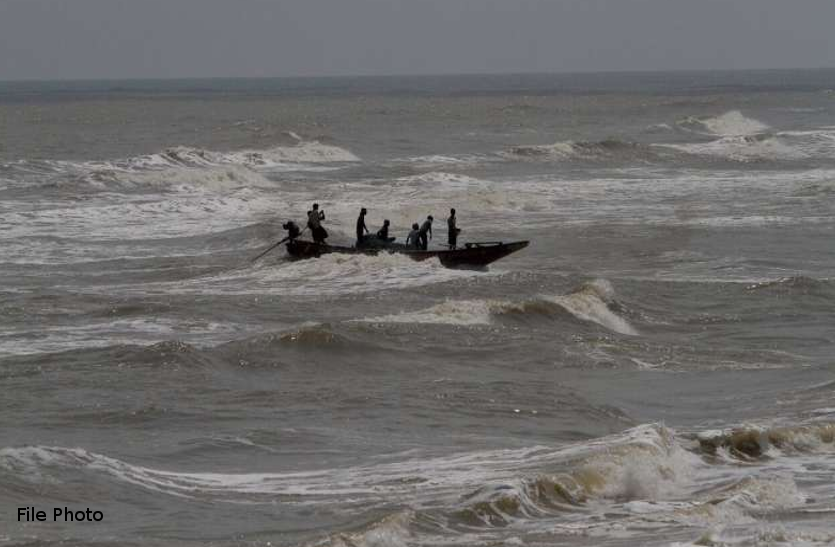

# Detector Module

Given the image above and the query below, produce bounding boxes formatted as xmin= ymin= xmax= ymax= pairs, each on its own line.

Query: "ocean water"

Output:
xmin=1 ymin=71 xmax=835 ymax=546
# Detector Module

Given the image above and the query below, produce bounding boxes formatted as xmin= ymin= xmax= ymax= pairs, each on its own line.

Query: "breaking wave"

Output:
xmin=0 ymin=425 xmax=709 ymax=505
xmin=676 ymin=110 xmax=770 ymax=137
xmin=661 ymin=133 xmax=809 ymax=162
xmin=39 ymin=141 xmax=358 ymax=172
xmin=545 ymin=279 xmax=638 ymax=335
xmin=503 ymin=138 xmax=654 ymax=162
xmin=661 ymin=111 xmax=835 ymax=162
xmin=4 ymin=420 xmax=828 ymax=538
xmin=497 ymin=117 xmax=835 ymax=165
xmin=696 ymin=422 xmax=835 ymax=460
xmin=3 ymin=140 xmax=360 ymax=191
xmin=450 ymin=422 xmax=828 ymax=532
xmin=362 ymin=279 xmax=638 ymax=335
xmin=82 ymin=164 xmax=277 ymax=192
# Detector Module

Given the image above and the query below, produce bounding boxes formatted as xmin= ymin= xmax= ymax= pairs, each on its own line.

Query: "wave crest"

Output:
xmin=676 ymin=110 xmax=770 ymax=137
xmin=4 ymin=140 xmax=360 ymax=192
xmin=696 ymin=422 xmax=835 ymax=460
xmin=662 ymin=133 xmax=807 ymax=162
xmin=362 ymin=279 xmax=637 ymax=335
xmin=504 ymin=138 xmax=650 ymax=162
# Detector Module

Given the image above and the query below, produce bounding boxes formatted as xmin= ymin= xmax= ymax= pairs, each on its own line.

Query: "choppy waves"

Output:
xmin=500 ymin=111 xmax=835 ymax=165
xmin=1 ymin=139 xmax=360 ymax=193
xmin=660 ymin=131 xmax=835 ymax=162
xmin=3 ymin=420 xmax=833 ymax=544
xmin=663 ymin=111 xmax=835 ymax=163
xmin=171 ymin=252 xmax=488 ymax=297
xmin=5 ymin=76 xmax=835 ymax=547
xmin=504 ymin=138 xmax=652 ymax=161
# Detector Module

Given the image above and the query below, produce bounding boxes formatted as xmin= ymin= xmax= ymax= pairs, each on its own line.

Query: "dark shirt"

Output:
xmin=308 ymin=210 xmax=323 ymax=229
xmin=356 ymin=215 xmax=368 ymax=240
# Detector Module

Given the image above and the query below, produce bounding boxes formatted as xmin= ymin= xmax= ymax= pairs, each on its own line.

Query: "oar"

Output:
xmin=250 ymin=236 xmax=289 ymax=263
xmin=250 ymin=227 xmax=307 ymax=263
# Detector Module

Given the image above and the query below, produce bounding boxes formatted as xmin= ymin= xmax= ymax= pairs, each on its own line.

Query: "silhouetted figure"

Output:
xmin=447 ymin=208 xmax=461 ymax=249
xmin=283 ymin=221 xmax=301 ymax=241
xmin=406 ymin=223 xmax=421 ymax=249
xmin=307 ymin=203 xmax=327 ymax=244
xmin=418 ymin=215 xmax=433 ymax=250
xmin=376 ymin=219 xmax=391 ymax=240
xmin=356 ymin=207 xmax=369 ymax=247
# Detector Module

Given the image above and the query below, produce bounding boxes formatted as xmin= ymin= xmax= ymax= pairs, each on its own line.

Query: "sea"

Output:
xmin=1 ymin=70 xmax=834 ymax=546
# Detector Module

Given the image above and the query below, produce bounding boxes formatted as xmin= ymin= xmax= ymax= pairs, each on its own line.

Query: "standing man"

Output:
xmin=447 ymin=208 xmax=461 ymax=250
xmin=356 ymin=207 xmax=370 ymax=247
xmin=418 ymin=215 xmax=433 ymax=250
xmin=308 ymin=203 xmax=327 ymax=244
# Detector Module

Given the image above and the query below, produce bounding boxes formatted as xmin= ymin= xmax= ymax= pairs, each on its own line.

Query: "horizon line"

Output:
xmin=2 ymin=66 xmax=835 ymax=85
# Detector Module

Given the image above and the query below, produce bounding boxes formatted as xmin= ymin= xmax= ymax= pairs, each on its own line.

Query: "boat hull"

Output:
xmin=285 ymin=240 xmax=529 ymax=268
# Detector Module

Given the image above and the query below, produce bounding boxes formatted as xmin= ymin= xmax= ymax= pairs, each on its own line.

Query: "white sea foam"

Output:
xmin=398 ymin=154 xmax=484 ymax=166
xmin=653 ymin=125 xmax=835 ymax=163
xmin=0 ymin=318 xmax=241 ymax=357
xmin=392 ymin=171 xmax=491 ymax=190
xmin=661 ymin=111 xmax=821 ymax=162
xmin=678 ymin=110 xmax=770 ymax=136
xmin=3 ymin=141 xmax=358 ymax=193
xmin=123 ymin=252 xmax=489 ymax=297
xmin=82 ymin=164 xmax=278 ymax=192
xmin=100 ymin=142 xmax=359 ymax=171
xmin=662 ymin=134 xmax=809 ymax=162
xmin=0 ymin=189 xmax=285 ymax=241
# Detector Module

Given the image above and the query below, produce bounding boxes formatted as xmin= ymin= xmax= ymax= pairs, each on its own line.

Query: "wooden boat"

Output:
xmin=285 ymin=239 xmax=529 ymax=268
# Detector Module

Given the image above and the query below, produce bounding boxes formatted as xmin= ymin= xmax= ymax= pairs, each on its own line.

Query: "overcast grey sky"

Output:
xmin=1 ymin=0 xmax=834 ymax=80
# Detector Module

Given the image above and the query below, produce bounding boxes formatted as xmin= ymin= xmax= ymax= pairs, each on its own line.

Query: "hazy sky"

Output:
xmin=1 ymin=0 xmax=834 ymax=80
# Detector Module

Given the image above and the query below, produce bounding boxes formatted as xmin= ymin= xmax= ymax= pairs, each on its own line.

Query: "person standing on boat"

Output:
xmin=308 ymin=203 xmax=327 ymax=244
xmin=356 ymin=207 xmax=370 ymax=247
xmin=406 ymin=223 xmax=421 ymax=249
xmin=447 ymin=208 xmax=461 ymax=250
xmin=418 ymin=215 xmax=433 ymax=250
